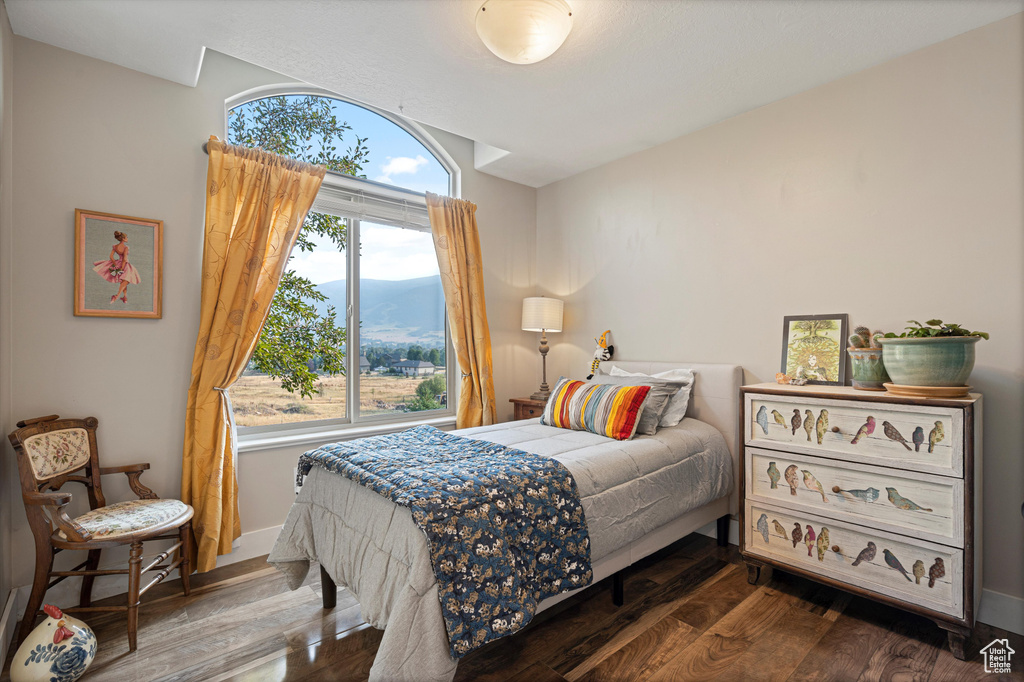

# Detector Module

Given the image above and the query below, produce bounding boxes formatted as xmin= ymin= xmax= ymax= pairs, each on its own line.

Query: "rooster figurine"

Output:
xmin=11 ymin=604 xmax=96 ymax=682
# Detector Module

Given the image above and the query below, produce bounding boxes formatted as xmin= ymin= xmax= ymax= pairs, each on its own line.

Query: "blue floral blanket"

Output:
xmin=296 ymin=424 xmax=593 ymax=657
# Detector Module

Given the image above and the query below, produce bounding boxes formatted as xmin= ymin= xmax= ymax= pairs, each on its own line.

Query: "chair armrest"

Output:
xmin=23 ymin=491 xmax=72 ymax=507
xmin=24 ymin=491 xmax=92 ymax=542
xmin=101 ymin=463 xmax=158 ymax=500
xmin=98 ymin=463 xmax=151 ymax=476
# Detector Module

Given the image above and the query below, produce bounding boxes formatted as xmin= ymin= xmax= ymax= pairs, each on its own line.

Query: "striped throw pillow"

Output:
xmin=541 ymin=377 xmax=652 ymax=441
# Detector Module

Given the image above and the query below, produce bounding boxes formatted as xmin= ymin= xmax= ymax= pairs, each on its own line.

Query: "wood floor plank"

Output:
xmin=563 ymin=562 xmax=739 ymax=681
xmin=550 ymin=555 xmax=729 ymax=677
xmin=505 ymin=662 xmax=569 ymax=682
xmin=645 ymin=578 xmax=813 ymax=681
xmin=856 ymin=617 xmax=944 ymax=682
xmin=670 ymin=562 xmax=758 ymax=631
xmin=574 ymin=615 xmax=698 ymax=682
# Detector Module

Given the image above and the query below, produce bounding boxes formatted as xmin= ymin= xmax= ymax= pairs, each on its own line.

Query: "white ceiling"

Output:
xmin=8 ymin=0 xmax=1023 ymax=187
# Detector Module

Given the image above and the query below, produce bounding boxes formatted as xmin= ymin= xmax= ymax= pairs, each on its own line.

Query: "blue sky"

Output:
xmin=230 ymin=95 xmax=448 ymax=283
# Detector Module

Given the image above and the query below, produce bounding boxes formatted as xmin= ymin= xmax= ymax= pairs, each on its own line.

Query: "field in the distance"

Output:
xmin=231 ymin=372 xmax=446 ymax=427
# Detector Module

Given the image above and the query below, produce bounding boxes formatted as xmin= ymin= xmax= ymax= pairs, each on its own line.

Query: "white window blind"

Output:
xmin=311 ymin=171 xmax=431 ymax=231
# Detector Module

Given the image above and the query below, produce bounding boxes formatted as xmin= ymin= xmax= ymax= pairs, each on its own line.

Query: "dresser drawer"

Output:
xmin=746 ymin=448 xmax=963 ymax=547
xmin=745 ymin=393 xmax=964 ymax=478
xmin=744 ymin=502 xmax=963 ymax=618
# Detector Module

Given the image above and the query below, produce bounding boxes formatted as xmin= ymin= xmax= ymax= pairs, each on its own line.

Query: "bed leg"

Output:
xmin=717 ymin=514 xmax=730 ymax=547
xmin=612 ymin=571 xmax=624 ymax=607
xmin=320 ymin=564 xmax=337 ymax=609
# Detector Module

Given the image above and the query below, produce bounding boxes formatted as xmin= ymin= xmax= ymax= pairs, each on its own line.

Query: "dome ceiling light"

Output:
xmin=475 ymin=0 xmax=573 ymax=65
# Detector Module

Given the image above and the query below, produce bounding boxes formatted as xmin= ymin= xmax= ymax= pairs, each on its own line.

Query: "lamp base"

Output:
xmin=530 ymin=390 xmax=551 ymax=402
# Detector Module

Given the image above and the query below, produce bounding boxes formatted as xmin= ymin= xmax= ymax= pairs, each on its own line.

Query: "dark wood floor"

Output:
xmin=4 ymin=533 xmax=1021 ymax=681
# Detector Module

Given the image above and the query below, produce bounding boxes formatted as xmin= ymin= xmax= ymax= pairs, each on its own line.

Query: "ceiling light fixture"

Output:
xmin=475 ymin=0 xmax=573 ymax=65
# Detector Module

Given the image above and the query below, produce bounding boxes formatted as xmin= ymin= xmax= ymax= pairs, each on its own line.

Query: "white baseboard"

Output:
xmin=12 ymin=525 xmax=284 ymax=621
xmin=217 ymin=525 xmax=282 ymax=568
xmin=979 ymin=589 xmax=1024 ymax=636
xmin=0 ymin=589 xmax=17 ymax=664
xmin=696 ymin=516 xmax=739 ymax=546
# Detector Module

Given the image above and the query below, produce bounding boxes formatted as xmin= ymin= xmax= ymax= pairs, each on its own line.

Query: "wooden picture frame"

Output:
xmin=780 ymin=313 xmax=848 ymax=385
xmin=74 ymin=209 xmax=162 ymax=319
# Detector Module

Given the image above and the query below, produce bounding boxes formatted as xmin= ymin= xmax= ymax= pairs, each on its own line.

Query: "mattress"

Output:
xmin=268 ymin=416 xmax=733 ymax=681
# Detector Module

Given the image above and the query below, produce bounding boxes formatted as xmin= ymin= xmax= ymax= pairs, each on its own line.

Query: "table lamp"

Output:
xmin=522 ymin=297 xmax=564 ymax=401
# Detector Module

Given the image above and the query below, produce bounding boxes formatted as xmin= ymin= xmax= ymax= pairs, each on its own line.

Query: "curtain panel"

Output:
xmin=425 ymin=193 xmax=497 ymax=429
xmin=183 ymin=136 xmax=325 ymax=572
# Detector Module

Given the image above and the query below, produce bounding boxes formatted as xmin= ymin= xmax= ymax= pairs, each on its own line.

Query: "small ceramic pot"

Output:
xmin=877 ymin=336 xmax=981 ymax=387
xmin=849 ymin=347 xmax=890 ymax=391
xmin=11 ymin=605 xmax=96 ymax=682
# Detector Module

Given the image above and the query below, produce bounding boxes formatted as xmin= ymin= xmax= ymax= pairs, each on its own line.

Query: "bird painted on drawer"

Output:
xmin=816 ymin=527 xmax=830 ymax=562
xmin=803 ymin=410 xmax=814 ymax=442
xmin=912 ymin=426 xmax=925 ymax=452
xmin=929 ymin=421 xmax=945 ymax=453
xmin=804 ymin=525 xmax=816 ymax=557
xmin=882 ymin=421 xmax=912 ymax=450
xmin=832 ymin=486 xmax=880 ymax=504
xmin=757 ymin=513 xmax=770 ymax=543
xmin=772 ymin=519 xmax=788 ymax=539
xmin=771 ymin=409 xmax=786 ymax=426
xmin=791 ymin=409 xmax=802 ymax=435
xmin=851 ymin=541 xmax=876 ymax=566
xmin=883 ymin=549 xmax=913 ymax=581
xmin=851 ymin=416 xmax=876 ymax=444
xmin=756 ymin=405 xmax=769 ymax=435
xmin=767 ymin=462 xmax=781 ymax=489
xmin=802 ymin=470 xmax=829 ymax=503
xmin=886 ymin=487 xmax=933 ymax=512
xmin=784 ymin=465 xmax=799 ymax=496
xmin=913 ymin=560 xmax=926 ymax=584
xmin=815 ymin=409 xmax=829 ymax=445
xmin=928 ymin=558 xmax=945 ymax=588
xmin=791 ymin=522 xmax=802 ymax=549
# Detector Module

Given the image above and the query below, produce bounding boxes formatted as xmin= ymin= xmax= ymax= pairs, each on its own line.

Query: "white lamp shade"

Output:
xmin=522 ymin=297 xmax=564 ymax=332
xmin=475 ymin=0 xmax=573 ymax=65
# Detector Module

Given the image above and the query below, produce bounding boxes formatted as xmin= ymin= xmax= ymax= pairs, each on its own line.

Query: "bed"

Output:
xmin=268 ymin=361 xmax=742 ymax=681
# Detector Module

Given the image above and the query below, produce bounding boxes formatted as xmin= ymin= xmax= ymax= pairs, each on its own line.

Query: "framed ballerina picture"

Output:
xmin=74 ymin=209 xmax=162 ymax=319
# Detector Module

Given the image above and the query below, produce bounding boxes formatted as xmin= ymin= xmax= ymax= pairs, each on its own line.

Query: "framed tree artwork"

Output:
xmin=74 ymin=209 xmax=163 ymax=319
xmin=781 ymin=313 xmax=848 ymax=385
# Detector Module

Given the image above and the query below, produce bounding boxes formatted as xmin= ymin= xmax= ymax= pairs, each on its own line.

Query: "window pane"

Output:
xmin=232 ymin=214 xmax=349 ymax=427
xmin=359 ymin=222 xmax=447 ymax=416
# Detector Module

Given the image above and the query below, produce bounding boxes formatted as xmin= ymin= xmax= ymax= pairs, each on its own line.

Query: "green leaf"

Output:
xmin=925 ymin=319 xmax=943 ymax=326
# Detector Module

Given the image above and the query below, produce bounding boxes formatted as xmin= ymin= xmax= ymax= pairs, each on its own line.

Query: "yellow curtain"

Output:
xmin=183 ymin=136 xmax=325 ymax=572
xmin=425 ymin=193 xmax=497 ymax=428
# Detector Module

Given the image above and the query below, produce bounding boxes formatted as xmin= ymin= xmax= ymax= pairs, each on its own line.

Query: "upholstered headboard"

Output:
xmin=601 ymin=361 xmax=743 ymax=513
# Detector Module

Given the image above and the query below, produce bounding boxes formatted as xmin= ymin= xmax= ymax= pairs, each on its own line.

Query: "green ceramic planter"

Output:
xmin=849 ymin=347 xmax=890 ymax=390
xmin=877 ymin=337 xmax=980 ymax=387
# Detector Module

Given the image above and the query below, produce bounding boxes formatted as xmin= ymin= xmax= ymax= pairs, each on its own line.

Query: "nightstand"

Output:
xmin=509 ymin=397 xmax=546 ymax=421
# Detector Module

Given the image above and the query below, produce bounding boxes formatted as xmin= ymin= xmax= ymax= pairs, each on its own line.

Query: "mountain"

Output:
xmin=314 ymin=277 xmax=446 ymax=346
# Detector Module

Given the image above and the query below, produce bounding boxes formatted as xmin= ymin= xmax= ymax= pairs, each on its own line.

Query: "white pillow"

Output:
xmin=608 ymin=366 xmax=695 ymax=427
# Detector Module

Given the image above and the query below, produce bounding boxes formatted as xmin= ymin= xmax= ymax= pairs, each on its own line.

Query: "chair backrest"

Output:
xmin=9 ymin=415 xmax=107 ymax=511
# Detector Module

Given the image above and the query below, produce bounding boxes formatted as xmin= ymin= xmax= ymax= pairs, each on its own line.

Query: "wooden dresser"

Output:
xmin=739 ymin=383 xmax=982 ymax=659
xmin=509 ymin=397 xmax=546 ymax=421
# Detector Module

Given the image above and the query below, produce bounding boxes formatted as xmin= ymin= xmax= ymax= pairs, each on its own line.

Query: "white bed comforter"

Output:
xmin=268 ymin=417 xmax=732 ymax=681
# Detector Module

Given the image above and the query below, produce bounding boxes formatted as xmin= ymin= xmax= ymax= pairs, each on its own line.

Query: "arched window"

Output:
xmin=226 ymin=88 xmax=458 ymax=434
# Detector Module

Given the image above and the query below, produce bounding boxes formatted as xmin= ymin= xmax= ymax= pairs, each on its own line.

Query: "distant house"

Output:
xmin=393 ymin=360 xmax=435 ymax=377
xmin=359 ymin=355 xmax=370 ymax=373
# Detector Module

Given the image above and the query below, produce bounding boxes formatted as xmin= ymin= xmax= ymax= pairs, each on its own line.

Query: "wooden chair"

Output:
xmin=9 ymin=415 xmax=193 ymax=651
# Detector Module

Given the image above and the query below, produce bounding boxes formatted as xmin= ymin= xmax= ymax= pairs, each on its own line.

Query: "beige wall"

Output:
xmin=536 ymin=15 xmax=1024 ymax=602
xmin=0 ymin=0 xmax=14 ymax=608
xmin=5 ymin=39 xmax=537 ymax=595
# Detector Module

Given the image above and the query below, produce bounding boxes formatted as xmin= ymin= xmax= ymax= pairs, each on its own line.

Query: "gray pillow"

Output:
xmin=589 ymin=375 xmax=685 ymax=436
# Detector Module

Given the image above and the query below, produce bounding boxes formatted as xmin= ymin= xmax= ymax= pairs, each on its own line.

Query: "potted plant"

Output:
xmin=876 ymin=320 xmax=989 ymax=388
xmin=848 ymin=326 xmax=889 ymax=391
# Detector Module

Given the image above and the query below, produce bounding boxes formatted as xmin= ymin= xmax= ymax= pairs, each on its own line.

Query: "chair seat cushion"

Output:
xmin=58 ymin=499 xmax=191 ymax=540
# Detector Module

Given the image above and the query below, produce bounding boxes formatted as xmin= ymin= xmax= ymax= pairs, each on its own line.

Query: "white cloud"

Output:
xmin=375 ymin=155 xmax=428 ymax=184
